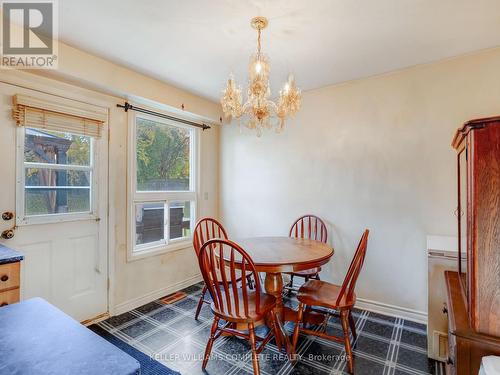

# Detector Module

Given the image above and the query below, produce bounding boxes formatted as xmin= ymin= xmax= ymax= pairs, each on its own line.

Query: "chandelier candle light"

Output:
xmin=221 ymin=16 xmax=301 ymax=136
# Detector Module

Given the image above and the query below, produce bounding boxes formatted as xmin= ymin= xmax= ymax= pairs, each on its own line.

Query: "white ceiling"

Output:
xmin=59 ymin=0 xmax=500 ymax=102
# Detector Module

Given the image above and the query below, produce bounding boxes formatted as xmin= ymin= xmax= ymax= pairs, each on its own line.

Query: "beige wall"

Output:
xmin=220 ymin=48 xmax=500 ymax=318
xmin=38 ymin=43 xmax=219 ymax=121
xmin=31 ymin=41 xmax=222 ymax=312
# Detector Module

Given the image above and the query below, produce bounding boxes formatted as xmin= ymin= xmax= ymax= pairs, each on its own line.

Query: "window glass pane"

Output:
xmin=136 ymin=117 xmax=191 ymax=191
xmin=170 ymin=201 xmax=192 ymax=240
xmin=25 ymin=168 xmax=90 ymax=187
xmin=25 ymin=168 xmax=91 ymax=215
xmin=135 ymin=202 xmax=165 ymax=246
xmin=24 ymin=128 xmax=91 ymax=166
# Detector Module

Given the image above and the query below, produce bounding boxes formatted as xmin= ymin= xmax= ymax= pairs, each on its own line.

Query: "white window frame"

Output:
xmin=127 ymin=110 xmax=199 ymax=261
xmin=16 ymin=126 xmax=99 ymax=226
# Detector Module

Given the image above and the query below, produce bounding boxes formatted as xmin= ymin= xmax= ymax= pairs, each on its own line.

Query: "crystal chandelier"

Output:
xmin=221 ymin=16 xmax=301 ymax=136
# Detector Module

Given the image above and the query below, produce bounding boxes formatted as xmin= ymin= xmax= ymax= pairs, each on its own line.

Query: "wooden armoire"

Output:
xmin=446 ymin=116 xmax=500 ymax=375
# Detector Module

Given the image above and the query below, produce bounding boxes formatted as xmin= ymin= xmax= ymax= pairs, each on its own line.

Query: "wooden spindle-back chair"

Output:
xmin=289 ymin=214 xmax=328 ymax=243
xmin=285 ymin=215 xmax=328 ymax=293
xmin=291 ymin=230 xmax=370 ymax=374
xmin=198 ymin=239 xmax=280 ymax=375
xmin=193 ymin=218 xmax=228 ymax=320
xmin=193 ymin=217 xmax=228 ymax=257
xmin=192 ymin=218 xmax=254 ymax=320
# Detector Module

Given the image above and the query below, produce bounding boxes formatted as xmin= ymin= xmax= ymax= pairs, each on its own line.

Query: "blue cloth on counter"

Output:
xmin=0 ymin=298 xmax=140 ymax=375
xmin=0 ymin=244 xmax=23 ymax=265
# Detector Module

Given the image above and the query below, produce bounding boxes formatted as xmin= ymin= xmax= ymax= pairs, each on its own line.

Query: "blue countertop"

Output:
xmin=0 ymin=298 xmax=140 ymax=375
xmin=0 ymin=243 xmax=24 ymax=265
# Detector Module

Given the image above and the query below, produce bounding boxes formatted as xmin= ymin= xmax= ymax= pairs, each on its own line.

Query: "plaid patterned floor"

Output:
xmin=92 ymin=282 xmax=445 ymax=375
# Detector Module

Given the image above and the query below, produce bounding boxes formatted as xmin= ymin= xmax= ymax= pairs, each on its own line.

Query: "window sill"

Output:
xmin=127 ymin=240 xmax=193 ymax=262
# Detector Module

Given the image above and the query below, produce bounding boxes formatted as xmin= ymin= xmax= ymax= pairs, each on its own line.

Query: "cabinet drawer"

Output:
xmin=0 ymin=288 xmax=19 ymax=307
xmin=0 ymin=262 xmax=20 ymax=291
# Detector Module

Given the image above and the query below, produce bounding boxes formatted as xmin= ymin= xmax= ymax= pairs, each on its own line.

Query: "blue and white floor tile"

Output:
xmin=92 ymin=282 xmax=445 ymax=375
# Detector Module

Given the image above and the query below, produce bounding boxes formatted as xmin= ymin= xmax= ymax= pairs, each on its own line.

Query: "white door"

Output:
xmin=0 ymin=82 xmax=108 ymax=322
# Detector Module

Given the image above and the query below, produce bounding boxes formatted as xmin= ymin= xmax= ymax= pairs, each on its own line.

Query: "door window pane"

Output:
xmin=135 ymin=202 xmax=165 ymax=246
xmin=25 ymin=168 xmax=90 ymax=187
xmin=136 ymin=117 xmax=191 ymax=191
xmin=24 ymin=128 xmax=91 ymax=166
xmin=169 ymin=201 xmax=192 ymax=240
xmin=25 ymin=189 xmax=91 ymax=216
xmin=24 ymin=168 xmax=91 ymax=215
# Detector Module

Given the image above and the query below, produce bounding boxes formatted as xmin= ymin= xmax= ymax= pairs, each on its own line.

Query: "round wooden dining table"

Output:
xmin=235 ymin=236 xmax=334 ymax=352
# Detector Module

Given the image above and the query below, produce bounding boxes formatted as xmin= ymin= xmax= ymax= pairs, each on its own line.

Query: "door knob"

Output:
xmin=1 ymin=229 xmax=14 ymax=239
xmin=1 ymin=212 xmax=13 ymax=221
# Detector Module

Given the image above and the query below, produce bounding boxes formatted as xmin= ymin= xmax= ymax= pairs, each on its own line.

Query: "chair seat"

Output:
xmin=287 ymin=267 xmax=321 ymax=277
xmin=211 ymin=291 xmax=276 ymax=323
xmin=297 ymin=280 xmax=356 ymax=310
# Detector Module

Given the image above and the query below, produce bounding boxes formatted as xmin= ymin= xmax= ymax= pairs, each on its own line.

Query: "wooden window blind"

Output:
xmin=12 ymin=94 xmax=106 ymax=138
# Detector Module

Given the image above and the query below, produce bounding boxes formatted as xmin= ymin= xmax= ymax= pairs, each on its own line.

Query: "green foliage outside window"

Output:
xmin=136 ymin=117 xmax=190 ymax=191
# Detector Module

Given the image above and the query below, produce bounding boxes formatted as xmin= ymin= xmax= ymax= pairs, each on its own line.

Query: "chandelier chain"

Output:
xmin=257 ymin=28 xmax=261 ymax=55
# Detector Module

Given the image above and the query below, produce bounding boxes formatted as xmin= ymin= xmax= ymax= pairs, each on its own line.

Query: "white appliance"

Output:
xmin=427 ymin=235 xmax=458 ymax=361
xmin=480 ymin=356 xmax=500 ymax=375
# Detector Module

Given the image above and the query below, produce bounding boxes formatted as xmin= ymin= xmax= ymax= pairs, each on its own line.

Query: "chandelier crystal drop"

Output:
xmin=220 ymin=16 xmax=301 ymax=136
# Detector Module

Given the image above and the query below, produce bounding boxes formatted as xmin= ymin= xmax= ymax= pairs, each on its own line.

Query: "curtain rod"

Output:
xmin=117 ymin=102 xmax=211 ymax=131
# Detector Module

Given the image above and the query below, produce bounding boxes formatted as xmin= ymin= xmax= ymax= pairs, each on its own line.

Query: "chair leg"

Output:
xmin=285 ymin=274 xmax=294 ymax=296
xmin=270 ymin=310 xmax=282 ymax=353
xmin=248 ymin=322 xmax=261 ymax=375
xmin=291 ymin=302 xmax=304 ymax=359
xmin=303 ymin=305 xmax=313 ymax=329
xmin=202 ymin=316 xmax=219 ymax=370
xmin=247 ymin=274 xmax=255 ymax=290
xmin=348 ymin=310 xmax=357 ymax=341
xmin=320 ymin=311 xmax=330 ymax=333
xmin=195 ymin=285 xmax=208 ymax=321
xmin=340 ymin=310 xmax=354 ymax=374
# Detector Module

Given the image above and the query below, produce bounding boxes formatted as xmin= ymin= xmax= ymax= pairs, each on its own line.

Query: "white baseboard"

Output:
xmin=112 ymin=275 xmax=428 ymax=325
xmin=112 ymin=274 xmax=203 ymax=316
xmin=356 ymin=297 xmax=428 ymax=324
